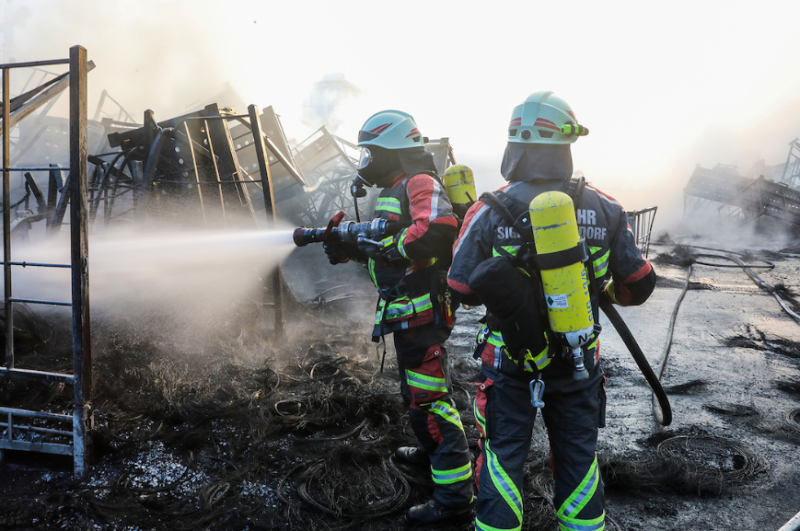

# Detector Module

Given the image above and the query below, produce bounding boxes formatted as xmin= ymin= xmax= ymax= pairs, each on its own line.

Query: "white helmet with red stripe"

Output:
xmin=357 ymin=110 xmax=424 ymax=150
xmin=507 ymin=91 xmax=589 ymax=145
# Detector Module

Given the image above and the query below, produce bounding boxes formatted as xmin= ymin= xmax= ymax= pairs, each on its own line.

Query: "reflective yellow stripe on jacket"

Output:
xmin=375 ymin=293 xmax=433 ymax=323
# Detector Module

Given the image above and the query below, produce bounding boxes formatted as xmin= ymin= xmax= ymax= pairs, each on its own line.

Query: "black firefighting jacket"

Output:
xmin=367 ymin=172 xmax=459 ymax=338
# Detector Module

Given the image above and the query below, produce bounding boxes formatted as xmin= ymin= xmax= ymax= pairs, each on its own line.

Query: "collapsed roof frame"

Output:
xmin=684 ymin=165 xmax=800 ymax=230
xmin=95 ymin=104 xmax=304 ymax=231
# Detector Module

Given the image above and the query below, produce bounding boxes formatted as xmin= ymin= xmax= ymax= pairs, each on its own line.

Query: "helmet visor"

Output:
xmin=358 ymin=130 xmax=380 ymax=143
xmin=357 ymin=147 xmax=373 ymax=170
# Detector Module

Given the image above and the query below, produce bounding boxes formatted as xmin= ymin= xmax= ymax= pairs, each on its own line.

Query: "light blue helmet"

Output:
xmin=357 ymin=110 xmax=424 ymax=150
xmin=507 ymin=91 xmax=589 ymax=145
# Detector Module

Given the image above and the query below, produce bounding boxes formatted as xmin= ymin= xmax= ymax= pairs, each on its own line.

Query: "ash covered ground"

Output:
xmin=2 ymin=240 xmax=800 ymax=531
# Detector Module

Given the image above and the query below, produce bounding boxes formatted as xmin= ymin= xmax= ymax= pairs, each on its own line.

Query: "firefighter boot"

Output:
xmin=394 ymin=446 xmax=430 ymax=465
xmin=406 ymin=499 xmax=473 ymax=524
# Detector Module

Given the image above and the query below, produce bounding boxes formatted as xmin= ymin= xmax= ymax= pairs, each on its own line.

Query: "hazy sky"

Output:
xmin=3 ymin=0 xmax=800 ymax=223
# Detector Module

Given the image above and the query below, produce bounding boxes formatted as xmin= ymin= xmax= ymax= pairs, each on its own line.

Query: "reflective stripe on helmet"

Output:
xmin=357 ymin=110 xmax=423 ymax=150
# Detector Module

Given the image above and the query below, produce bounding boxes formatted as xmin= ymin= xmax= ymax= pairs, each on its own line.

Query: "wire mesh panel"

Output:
xmin=626 ymin=206 xmax=657 ymax=258
xmin=0 ymin=46 xmax=92 ymax=477
xmin=290 ymin=126 xmax=368 ymax=225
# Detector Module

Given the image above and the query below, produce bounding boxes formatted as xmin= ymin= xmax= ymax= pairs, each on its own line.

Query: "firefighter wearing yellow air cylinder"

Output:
xmin=447 ymin=92 xmax=656 ymax=531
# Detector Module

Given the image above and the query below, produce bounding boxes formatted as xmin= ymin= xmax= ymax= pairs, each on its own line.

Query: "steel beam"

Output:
xmin=0 ymin=58 xmax=69 ymax=69
xmin=182 ymin=122 xmax=206 ymax=225
xmin=0 ymin=61 xmax=95 ymax=135
xmin=0 ymin=367 xmax=74 ymax=383
xmin=0 ymin=423 xmax=73 ymax=437
xmin=69 ymin=45 xmax=91 ymax=478
xmin=51 ymin=171 xmax=70 ymax=235
xmin=9 ymin=298 xmax=71 ymax=306
xmin=0 ymin=439 xmax=73 ymax=457
xmin=0 ymin=406 xmax=72 ymax=422
xmin=203 ymin=119 xmax=227 ymax=225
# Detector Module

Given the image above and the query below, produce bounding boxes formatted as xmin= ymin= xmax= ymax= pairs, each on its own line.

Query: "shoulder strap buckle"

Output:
xmin=561 ymin=176 xmax=586 ymax=206
xmin=479 ymin=191 xmax=533 ymax=243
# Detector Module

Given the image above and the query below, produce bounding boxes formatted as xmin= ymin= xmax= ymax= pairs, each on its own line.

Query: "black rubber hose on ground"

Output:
xmin=723 ymin=253 xmax=800 ymax=323
xmin=600 ymin=299 xmax=673 ymax=426
xmin=650 ymin=265 xmax=692 ymax=425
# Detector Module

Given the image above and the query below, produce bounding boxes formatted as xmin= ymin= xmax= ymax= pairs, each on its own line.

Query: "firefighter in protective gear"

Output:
xmin=324 ymin=110 xmax=474 ymax=524
xmin=447 ymin=92 xmax=656 ymax=531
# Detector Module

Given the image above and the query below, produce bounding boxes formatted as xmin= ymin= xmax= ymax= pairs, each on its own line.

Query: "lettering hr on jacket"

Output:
xmin=494 ymin=209 xmax=607 ymax=240
xmin=576 ymin=209 xmax=608 ymax=240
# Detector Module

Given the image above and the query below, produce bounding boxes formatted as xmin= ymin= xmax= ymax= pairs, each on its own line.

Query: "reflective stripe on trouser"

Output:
xmin=556 ymin=455 xmax=605 ymax=531
xmin=395 ymin=327 xmax=473 ymax=506
xmin=475 ymin=361 xmax=605 ymax=531
xmin=544 ymin=376 xmax=605 ymax=531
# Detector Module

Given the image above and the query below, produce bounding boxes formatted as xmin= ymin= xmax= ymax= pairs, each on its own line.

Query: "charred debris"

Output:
xmin=0 ymin=47 xmax=463 ymax=482
xmin=683 ymin=138 xmax=800 ymax=234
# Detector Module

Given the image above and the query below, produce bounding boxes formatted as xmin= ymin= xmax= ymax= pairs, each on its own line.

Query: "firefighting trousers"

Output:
xmin=395 ymin=325 xmax=474 ymax=507
xmin=473 ymin=349 xmax=606 ymax=531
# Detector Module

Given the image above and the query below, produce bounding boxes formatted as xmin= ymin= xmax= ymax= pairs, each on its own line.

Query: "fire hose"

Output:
xmin=639 ymin=243 xmax=799 ymax=428
xmin=777 ymin=508 xmax=800 ymax=531
xmin=600 ymin=299 xmax=673 ymax=426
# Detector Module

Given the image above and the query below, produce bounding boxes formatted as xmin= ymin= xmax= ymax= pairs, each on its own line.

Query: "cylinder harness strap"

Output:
xmin=478 ymin=187 xmax=590 ymax=273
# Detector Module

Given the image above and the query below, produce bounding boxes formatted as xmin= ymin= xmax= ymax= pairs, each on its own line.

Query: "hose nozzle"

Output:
xmin=293 ymin=227 xmax=312 ymax=247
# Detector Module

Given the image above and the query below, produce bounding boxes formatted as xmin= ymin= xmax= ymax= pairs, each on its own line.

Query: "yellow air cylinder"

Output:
xmin=443 ymin=164 xmax=477 ymax=207
xmin=529 ymin=191 xmax=594 ymax=352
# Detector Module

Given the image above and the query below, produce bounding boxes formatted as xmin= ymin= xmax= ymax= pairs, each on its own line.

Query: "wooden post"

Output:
xmin=69 ymin=45 xmax=91 ymax=478
xmin=2 ymin=67 xmax=12 ymax=369
xmin=248 ymin=104 xmax=284 ymax=339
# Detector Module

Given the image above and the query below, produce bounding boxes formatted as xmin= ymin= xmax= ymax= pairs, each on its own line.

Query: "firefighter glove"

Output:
xmin=602 ymin=279 xmax=619 ymax=305
xmin=358 ymin=236 xmax=405 ymax=263
xmin=323 ymin=242 xmax=349 ymax=265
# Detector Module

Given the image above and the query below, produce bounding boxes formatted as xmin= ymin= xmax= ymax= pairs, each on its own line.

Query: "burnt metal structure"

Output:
xmin=423 ymin=136 xmax=457 ymax=176
xmin=93 ymin=104 xmax=304 ymax=231
xmin=626 ymin=206 xmax=657 ymax=259
xmin=780 ymin=138 xmax=800 ymax=189
xmin=684 ymin=164 xmax=800 ymax=230
xmin=93 ymin=103 xmax=302 ymax=336
xmin=288 ymin=126 xmax=372 ymax=226
xmin=247 ymin=104 xmax=284 ymax=339
xmin=100 ymin=104 xmax=261 ymax=228
xmin=92 ymin=89 xmax=135 ymax=124
xmin=227 ymin=107 xmax=308 ymax=224
xmin=270 ymin=130 xmax=456 ymax=228
xmin=89 ymin=107 xmax=456 ymax=232
xmin=0 ymin=46 xmax=92 ymax=476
